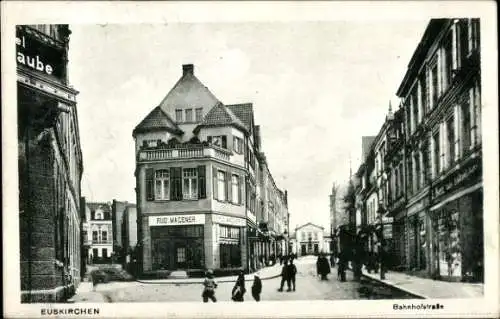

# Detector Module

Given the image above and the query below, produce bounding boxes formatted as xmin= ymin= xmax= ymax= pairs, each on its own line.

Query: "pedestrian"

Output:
xmin=286 ymin=258 xmax=297 ymax=291
xmin=330 ymin=253 xmax=336 ymax=268
xmin=251 ymin=272 xmax=262 ymax=301
xmin=231 ymin=271 xmax=246 ymax=302
xmin=277 ymin=261 xmax=289 ymax=292
xmin=316 ymin=254 xmax=331 ymax=280
xmin=337 ymin=251 xmax=346 ymax=282
xmin=202 ymin=269 xmax=218 ymax=303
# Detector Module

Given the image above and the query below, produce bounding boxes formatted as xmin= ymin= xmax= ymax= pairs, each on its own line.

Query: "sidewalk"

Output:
xmin=137 ymin=262 xmax=283 ymax=284
xmin=358 ymin=268 xmax=484 ymax=299
xmin=67 ymin=282 xmax=108 ymax=303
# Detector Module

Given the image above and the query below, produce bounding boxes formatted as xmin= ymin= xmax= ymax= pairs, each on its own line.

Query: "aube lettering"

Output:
xmin=16 ymin=36 xmax=54 ymax=75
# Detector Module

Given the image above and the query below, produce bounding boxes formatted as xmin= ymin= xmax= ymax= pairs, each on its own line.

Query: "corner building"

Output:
xmin=17 ymin=25 xmax=83 ymax=302
xmin=133 ymin=65 xmax=288 ymax=275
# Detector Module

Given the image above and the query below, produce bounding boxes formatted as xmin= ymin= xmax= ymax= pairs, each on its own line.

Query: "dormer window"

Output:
xmin=207 ymin=135 xmax=227 ymax=149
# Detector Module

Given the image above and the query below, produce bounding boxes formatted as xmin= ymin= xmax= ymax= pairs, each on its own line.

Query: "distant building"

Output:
xmin=111 ymin=200 xmax=129 ymax=248
xmin=290 ymin=223 xmax=330 ymax=256
xmin=17 ymin=24 xmax=83 ymax=302
xmin=121 ymin=204 xmax=138 ymax=257
xmin=83 ymin=202 xmax=113 ymax=263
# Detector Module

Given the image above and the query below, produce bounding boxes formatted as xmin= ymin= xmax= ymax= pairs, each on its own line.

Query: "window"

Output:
xmin=102 ymin=248 xmax=108 ymax=258
xmin=233 ymin=136 xmax=243 ymax=154
xmin=420 ymin=72 xmax=428 ymax=115
xmin=307 ymin=232 xmax=312 ymax=240
xmin=314 ymin=232 xmax=318 ymax=240
xmin=217 ymin=170 xmax=226 ymax=201
xmin=431 ymin=63 xmax=439 ymax=108
xmin=422 ymin=144 xmax=430 ymax=184
xmin=155 ymin=170 xmax=170 ymax=200
xmin=433 ymin=132 xmax=440 ymax=176
xmin=183 ymin=168 xmax=198 ymax=200
xmin=447 ymin=116 xmax=455 ymax=166
xmin=459 ymin=20 xmax=469 ymax=67
xmin=195 ymin=108 xmax=203 ymax=122
xmin=443 ymin=33 xmax=453 ymax=90
xmin=301 ymin=232 xmax=306 ymax=241
xmin=175 ymin=109 xmax=183 ymax=122
xmin=185 ymin=109 xmax=193 ymax=122
xmin=231 ymin=175 xmax=241 ymax=204
xmin=412 ymin=89 xmax=419 ymax=130
xmin=406 ymin=101 xmax=412 ymax=136
xmin=414 ymin=153 xmax=421 ymax=190
xmin=102 ymin=231 xmax=107 ymax=242
xmin=407 ymin=157 xmax=413 ymax=195
xmin=399 ymin=163 xmax=404 ymax=196
xmin=208 ymin=135 xmax=227 ymax=149
xmin=92 ymin=231 xmax=98 ymax=242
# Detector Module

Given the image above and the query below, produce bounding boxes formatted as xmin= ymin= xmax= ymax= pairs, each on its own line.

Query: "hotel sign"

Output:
xmin=16 ymin=27 xmax=65 ymax=80
xmin=149 ymin=214 xmax=205 ymax=226
xmin=212 ymin=214 xmax=246 ymax=227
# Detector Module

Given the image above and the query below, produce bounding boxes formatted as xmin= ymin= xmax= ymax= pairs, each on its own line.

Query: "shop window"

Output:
xmin=175 ymin=109 xmax=183 ymax=122
xmin=220 ymin=243 xmax=241 ymax=268
xmin=182 ymin=168 xmax=198 ymax=200
xmin=195 ymin=108 xmax=203 ymax=122
xmin=177 ymin=247 xmax=186 ymax=263
xmin=155 ymin=170 xmax=170 ymax=200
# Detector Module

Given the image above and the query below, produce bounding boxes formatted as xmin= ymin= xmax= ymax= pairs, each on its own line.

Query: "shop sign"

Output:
xmin=432 ymin=162 xmax=481 ymax=200
xmin=16 ymin=28 xmax=65 ymax=80
xmin=149 ymin=214 xmax=205 ymax=226
xmin=383 ymin=224 xmax=393 ymax=239
xmin=212 ymin=214 xmax=246 ymax=227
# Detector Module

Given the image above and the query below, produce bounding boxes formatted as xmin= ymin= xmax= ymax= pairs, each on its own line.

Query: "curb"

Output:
xmin=349 ymin=269 xmax=427 ymax=299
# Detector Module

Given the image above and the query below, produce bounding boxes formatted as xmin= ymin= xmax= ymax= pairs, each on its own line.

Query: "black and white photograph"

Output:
xmin=2 ymin=1 xmax=498 ymax=318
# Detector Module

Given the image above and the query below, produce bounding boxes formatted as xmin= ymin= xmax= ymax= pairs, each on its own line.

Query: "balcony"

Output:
xmin=138 ymin=144 xmax=231 ymax=163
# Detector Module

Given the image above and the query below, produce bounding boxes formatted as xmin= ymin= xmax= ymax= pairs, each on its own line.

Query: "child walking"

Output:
xmin=202 ymin=269 xmax=218 ymax=302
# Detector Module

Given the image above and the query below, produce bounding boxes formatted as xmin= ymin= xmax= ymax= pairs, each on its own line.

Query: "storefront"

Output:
xmin=429 ymin=157 xmax=483 ymax=282
xmin=149 ymin=214 xmax=205 ymax=271
xmin=213 ymin=214 xmax=246 ymax=270
xmin=405 ymin=194 xmax=429 ymax=274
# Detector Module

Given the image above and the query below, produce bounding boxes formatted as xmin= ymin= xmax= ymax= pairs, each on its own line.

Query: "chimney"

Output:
xmin=182 ymin=64 xmax=194 ymax=76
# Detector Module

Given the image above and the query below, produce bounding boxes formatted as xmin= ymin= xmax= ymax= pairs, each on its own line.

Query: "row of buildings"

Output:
xmin=132 ymin=64 xmax=289 ymax=276
xmin=80 ymin=200 xmax=138 ymax=265
xmin=346 ymin=18 xmax=482 ymax=283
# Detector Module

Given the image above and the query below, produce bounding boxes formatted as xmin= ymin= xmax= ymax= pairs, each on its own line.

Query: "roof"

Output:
xmin=133 ymin=106 xmax=183 ymax=136
xmin=226 ymin=103 xmax=254 ymax=131
xmin=87 ymin=202 xmax=111 ymax=213
xmin=193 ymin=102 xmax=248 ymax=133
xmin=295 ymin=222 xmax=325 ymax=231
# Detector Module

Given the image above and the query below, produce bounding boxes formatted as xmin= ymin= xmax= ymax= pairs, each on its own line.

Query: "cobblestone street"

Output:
xmin=74 ymin=256 xmax=413 ymax=303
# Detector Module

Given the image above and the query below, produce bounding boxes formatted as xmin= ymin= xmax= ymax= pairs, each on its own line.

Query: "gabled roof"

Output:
xmin=226 ymin=103 xmax=254 ymax=131
xmin=133 ymin=106 xmax=183 ymax=137
xmin=295 ymin=222 xmax=325 ymax=231
xmin=193 ymin=102 xmax=248 ymax=134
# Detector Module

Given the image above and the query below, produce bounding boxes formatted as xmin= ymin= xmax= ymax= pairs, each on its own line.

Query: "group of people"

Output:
xmin=278 ymin=258 xmax=298 ymax=292
xmin=202 ymin=270 xmax=263 ymax=303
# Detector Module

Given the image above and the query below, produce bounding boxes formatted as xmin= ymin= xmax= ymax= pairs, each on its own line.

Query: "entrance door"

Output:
xmin=314 ymin=244 xmax=319 ymax=254
xmin=176 ymin=246 xmax=187 ymax=269
xmin=301 ymin=244 xmax=306 ymax=256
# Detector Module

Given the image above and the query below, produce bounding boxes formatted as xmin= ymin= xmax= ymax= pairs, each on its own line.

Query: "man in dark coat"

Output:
xmin=337 ymin=250 xmax=347 ymax=282
xmin=286 ymin=259 xmax=297 ymax=291
xmin=316 ymin=254 xmax=331 ymax=280
xmin=231 ymin=271 xmax=246 ymax=302
xmin=277 ymin=262 xmax=289 ymax=292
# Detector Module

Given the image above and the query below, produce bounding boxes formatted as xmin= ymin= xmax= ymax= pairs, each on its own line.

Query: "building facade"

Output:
xmin=17 ymin=24 xmax=83 ymax=302
xmin=133 ymin=64 xmax=288 ymax=276
xmin=290 ymin=223 xmax=330 ymax=256
xmin=82 ymin=202 xmax=114 ymax=263
xmin=354 ymin=18 xmax=482 ymax=282
xmin=121 ymin=204 xmax=138 ymax=261
xmin=395 ymin=18 xmax=482 ymax=282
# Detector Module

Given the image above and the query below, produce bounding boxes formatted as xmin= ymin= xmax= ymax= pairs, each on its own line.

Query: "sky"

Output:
xmin=68 ymin=20 xmax=430 ymax=230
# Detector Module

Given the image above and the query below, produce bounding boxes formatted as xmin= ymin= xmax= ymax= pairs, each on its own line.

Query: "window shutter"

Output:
xmin=213 ymin=167 xmax=218 ymax=200
xmin=222 ymin=135 xmax=227 ymax=149
xmin=170 ymin=167 xmax=182 ymax=201
xmin=145 ymin=168 xmax=154 ymax=201
xmin=198 ymin=165 xmax=206 ymax=199
xmin=226 ymin=171 xmax=232 ymax=203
